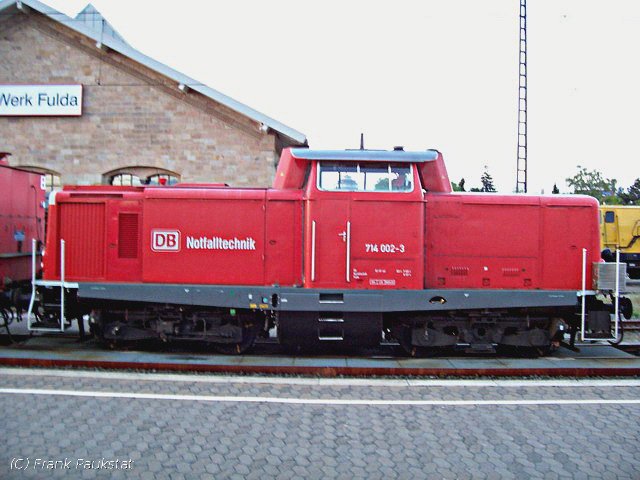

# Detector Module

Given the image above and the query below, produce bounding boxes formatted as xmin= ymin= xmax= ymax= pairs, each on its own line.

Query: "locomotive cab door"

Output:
xmin=305 ymin=194 xmax=351 ymax=288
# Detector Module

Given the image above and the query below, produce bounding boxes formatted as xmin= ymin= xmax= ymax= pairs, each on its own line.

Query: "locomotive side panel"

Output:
xmin=142 ymin=189 xmax=267 ymax=285
xmin=265 ymin=190 xmax=303 ymax=286
xmin=0 ymin=165 xmax=45 ymax=285
xmin=349 ymin=199 xmax=424 ymax=289
xmin=425 ymin=194 xmax=542 ymax=289
xmin=540 ymin=197 xmax=600 ymax=289
xmin=44 ymin=190 xmax=144 ymax=282
xmin=106 ymin=199 xmax=143 ymax=281
xmin=425 ymin=194 xmax=600 ymax=290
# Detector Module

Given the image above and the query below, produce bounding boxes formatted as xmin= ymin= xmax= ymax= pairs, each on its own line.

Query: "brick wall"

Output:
xmin=0 ymin=12 xmax=284 ymax=187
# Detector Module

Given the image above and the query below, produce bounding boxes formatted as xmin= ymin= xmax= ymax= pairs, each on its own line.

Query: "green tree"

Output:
xmin=480 ymin=166 xmax=496 ymax=192
xmin=565 ymin=166 xmax=618 ymax=202
xmin=619 ymin=178 xmax=640 ymax=205
xmin=552 ymin=183 xmax=560 ymax=194
xmin=374 ymin=177 xmax=389 ymax=191
xmin=451 ymin=177 xmax=466 ymax=192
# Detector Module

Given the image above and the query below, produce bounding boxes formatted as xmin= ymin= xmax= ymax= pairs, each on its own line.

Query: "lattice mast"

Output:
xmin=516 ymin=0 xmax=528 ymax=193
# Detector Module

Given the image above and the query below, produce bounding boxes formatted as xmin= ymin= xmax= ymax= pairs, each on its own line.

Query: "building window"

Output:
xmin=105 ymin=167 xmax=181 ymax=187
xmin=16 ymin=167 xmax=61 ymax=192
xmin=110 ymin=173 xmax=143 ymax=186
xmin=42 ymin=172 xmax=62 ymax=192
xmin=146 ymin=174 xmax=179 ymax=186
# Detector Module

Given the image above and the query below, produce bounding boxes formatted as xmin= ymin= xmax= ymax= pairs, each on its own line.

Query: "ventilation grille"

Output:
xmin=118 ymin=213 xmax=139 ymax=259
xmin=593 ymin=262 xmax=627 ymax=290
xmin=59 ymin=203 xmax=105 ymax=278
xmin=450 ymin=266 xmax=469 ymax=276
xmin=502 ymin=267 xmax=521 ymax=277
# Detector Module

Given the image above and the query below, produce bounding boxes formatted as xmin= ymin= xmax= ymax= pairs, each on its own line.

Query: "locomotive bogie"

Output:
xmin=387 ymin=309 xmax=568 ymax=353
xmin=89 ymin=303 xmax=268 ymax=354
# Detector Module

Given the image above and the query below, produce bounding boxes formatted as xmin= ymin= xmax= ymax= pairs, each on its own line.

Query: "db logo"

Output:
xmin=152 ymin=229 xmax=181 ymax=252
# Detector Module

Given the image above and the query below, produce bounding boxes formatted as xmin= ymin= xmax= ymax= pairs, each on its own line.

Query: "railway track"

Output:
xmin=622 ymin=319 xmax=640 ymax=331
xmin=0 ymin=334 xmax=639 ymax=377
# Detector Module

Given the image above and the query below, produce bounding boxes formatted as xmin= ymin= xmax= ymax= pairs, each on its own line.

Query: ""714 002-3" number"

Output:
xmin=365 ymin=243 xmax=405 ymax=254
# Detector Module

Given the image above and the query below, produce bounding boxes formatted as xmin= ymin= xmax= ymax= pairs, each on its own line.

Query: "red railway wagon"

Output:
xmin=0 ymin=157 xmax=45 ymax=312
xmin=35 ymin=147 xmax=622 ymax=354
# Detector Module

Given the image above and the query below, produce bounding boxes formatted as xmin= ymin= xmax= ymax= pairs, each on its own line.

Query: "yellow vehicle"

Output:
xmin=600 ymin=205 xmax=640 ymax=279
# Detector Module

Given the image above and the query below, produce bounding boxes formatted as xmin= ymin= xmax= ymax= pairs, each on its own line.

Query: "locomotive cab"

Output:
xmin=303 ymin=153 xmax=425 ymax=290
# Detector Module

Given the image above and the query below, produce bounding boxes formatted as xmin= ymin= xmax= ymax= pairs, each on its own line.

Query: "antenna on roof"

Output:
xmin=360 ymin=133 xmax=364 ymax=150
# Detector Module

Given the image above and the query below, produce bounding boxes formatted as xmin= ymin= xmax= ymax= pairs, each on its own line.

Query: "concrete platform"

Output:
xmin=2 ymin=368 xmax=640 ymax=479
xmin=0 ymin=335 xmax=639 ymax=376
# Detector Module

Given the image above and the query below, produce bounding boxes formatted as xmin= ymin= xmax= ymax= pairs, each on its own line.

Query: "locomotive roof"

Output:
xmin=290 ymin=149 xmax=439 ymax=163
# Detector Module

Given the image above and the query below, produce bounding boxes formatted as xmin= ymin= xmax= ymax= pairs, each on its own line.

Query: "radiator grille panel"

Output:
xmin=59 ymin=203 xmax=105 ymax=278
xmin=593 ymin=262 xmax=627 ymax=290
xmin=118 ymin=213 xmax=139 ymax=259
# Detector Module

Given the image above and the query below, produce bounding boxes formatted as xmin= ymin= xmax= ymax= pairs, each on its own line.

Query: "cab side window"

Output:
xmin=389 ymin=164 xmax=412 ymax=191
xmin=318 ymin=162 xmax=413 ymax=192
xmin=604 ymin=211 xmax=615 ymax=223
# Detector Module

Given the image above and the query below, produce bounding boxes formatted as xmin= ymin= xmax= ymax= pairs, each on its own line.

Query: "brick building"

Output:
xmin=0 ymin=0 xmax=307 ymax=189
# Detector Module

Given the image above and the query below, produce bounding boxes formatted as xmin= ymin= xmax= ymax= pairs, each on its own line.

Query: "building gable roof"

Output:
xmin=0 ymin=0 xmax=307 ymax=145
xmin=74 ymin=3 xmax=128 ymax=46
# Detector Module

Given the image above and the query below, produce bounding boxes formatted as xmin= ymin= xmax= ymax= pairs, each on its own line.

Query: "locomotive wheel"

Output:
xmin=1 ymin=309 xmax=13 ymax=343
xmin=213 ymin=322 xmax=259 ymax=355
xmin=395 ymin=324 xmax=444 ymax=357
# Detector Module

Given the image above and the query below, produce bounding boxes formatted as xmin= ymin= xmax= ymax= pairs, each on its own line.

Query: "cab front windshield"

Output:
xmin=317 ymin=162 xmax=413 ymax=192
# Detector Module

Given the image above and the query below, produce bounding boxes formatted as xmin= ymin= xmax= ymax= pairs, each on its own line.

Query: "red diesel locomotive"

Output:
xmin=0 ymin=155 xmax=45 ymax=330
xmin=33 ymin=147 xmax=622 ymax=354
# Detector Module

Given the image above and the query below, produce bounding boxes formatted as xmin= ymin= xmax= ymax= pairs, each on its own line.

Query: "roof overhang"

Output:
xmin=290 ymin=148 xmax=439 ymax=163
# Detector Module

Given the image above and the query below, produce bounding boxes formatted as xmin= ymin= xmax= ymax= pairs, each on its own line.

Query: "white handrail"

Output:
xmin=59 ymin=239 xmax=65 ymax=332
xmin=613 ymin=249 xmax=620 ymax=340
xmin=26 ymin=238 xmax=37 ymax=330
xmin=346 ymin=221 xmax=351 ymax=283
xmin=311 ymin=221 xmax=316 ymax=282
xmin=580 ymin=248 xmax=587 ymax=342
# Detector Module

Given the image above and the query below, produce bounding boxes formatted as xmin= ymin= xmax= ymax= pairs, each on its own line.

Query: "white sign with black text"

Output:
xmin=0 ymin=84 xmax=83 ymax=116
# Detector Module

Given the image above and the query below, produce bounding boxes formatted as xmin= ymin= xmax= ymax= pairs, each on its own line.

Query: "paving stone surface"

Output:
xmin=0 ymin=370 xmax=639 ymax=479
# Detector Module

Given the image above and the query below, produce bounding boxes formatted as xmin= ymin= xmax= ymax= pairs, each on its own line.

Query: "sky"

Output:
xmin=40 ymin=0 xmax=640 ymax=193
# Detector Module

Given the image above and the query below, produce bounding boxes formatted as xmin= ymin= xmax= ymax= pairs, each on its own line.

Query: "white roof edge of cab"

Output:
xmin=290 ymin=149 xmax=439 ymax=163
